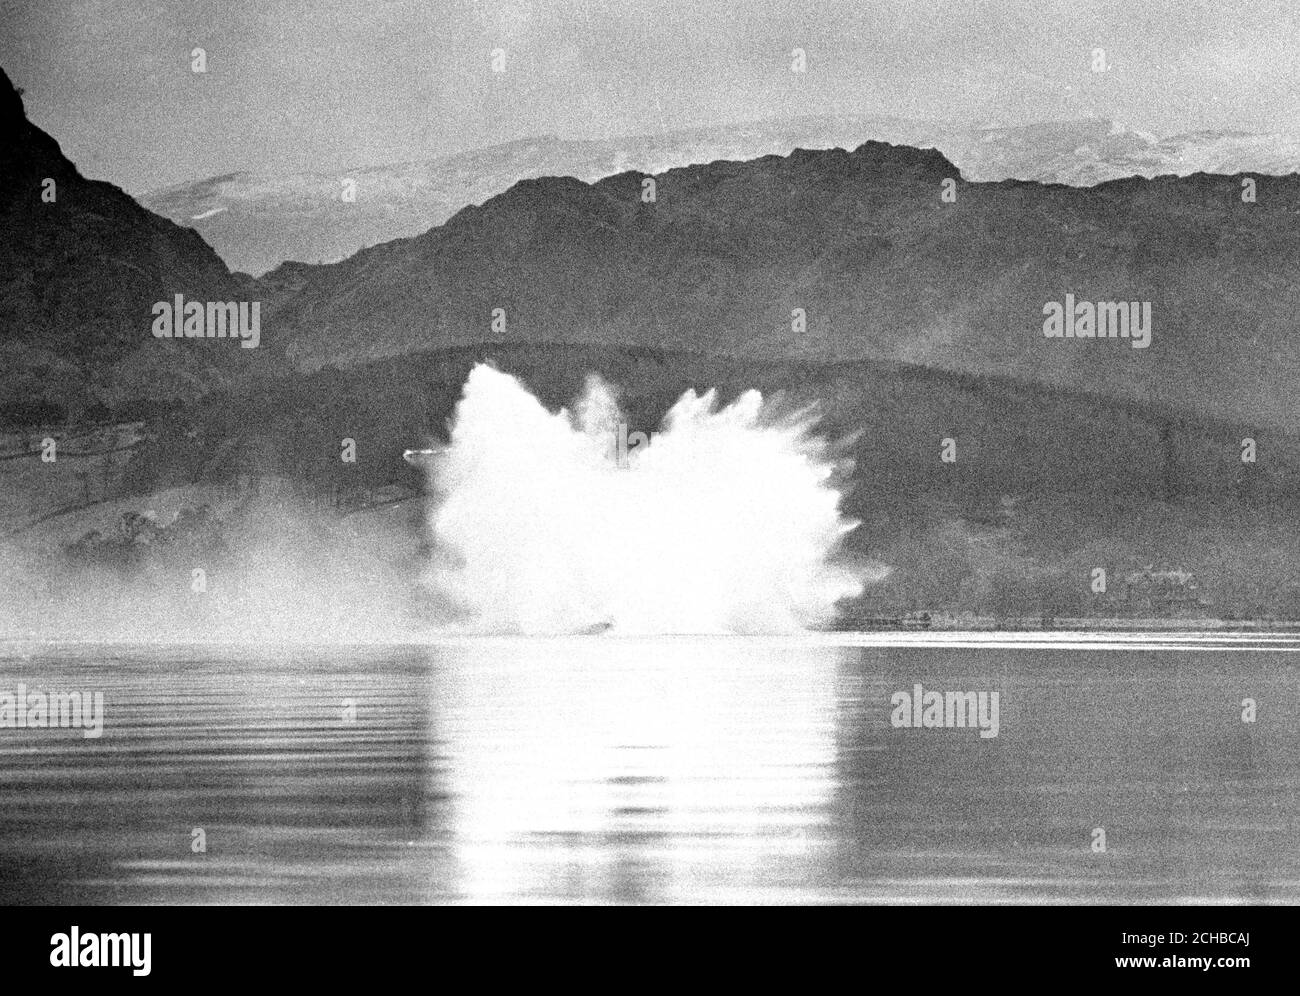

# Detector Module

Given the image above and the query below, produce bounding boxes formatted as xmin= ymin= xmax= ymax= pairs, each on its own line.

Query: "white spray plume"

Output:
xmin=412 ymin=364 xmax=869 ymax=634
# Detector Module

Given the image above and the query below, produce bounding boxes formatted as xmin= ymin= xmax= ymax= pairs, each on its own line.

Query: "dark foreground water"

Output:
xmin=0 ymin=634 xmax=1296 ymax=904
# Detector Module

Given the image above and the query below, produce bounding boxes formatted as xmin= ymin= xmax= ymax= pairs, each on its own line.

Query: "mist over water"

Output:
xmin=414 ymin=364 xmax=871 ymax=635
xmin=0 ymin=497 xmax=419 ymax=644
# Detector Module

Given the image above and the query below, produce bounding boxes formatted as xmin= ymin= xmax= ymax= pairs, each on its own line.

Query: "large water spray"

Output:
xmin=409 ymin=364 xmax=869 ymax=634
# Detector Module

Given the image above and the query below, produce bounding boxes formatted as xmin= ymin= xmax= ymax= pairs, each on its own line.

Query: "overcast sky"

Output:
xmin=2 ymin=0 xmax=1298 ymax=194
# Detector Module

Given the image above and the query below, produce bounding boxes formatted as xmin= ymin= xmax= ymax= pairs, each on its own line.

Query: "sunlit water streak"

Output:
xmin=0 ymin=636 xmax=1296 ymax=905
xmin=433 ymin=641 xmax=838 ymax=902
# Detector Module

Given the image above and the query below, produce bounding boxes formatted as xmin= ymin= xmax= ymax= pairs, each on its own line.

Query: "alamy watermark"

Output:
xmin=50 ymin=927 xmax=150 ymax=975
xmin=889 ymin=683 xmax=1000 ymax=738
xmin=606 ymin=422 xmax=660 ymax=469
xmin=0 ymin=683 xmax=104 ymax=738
xmin=151 ymin=293 xmax=261 ymax=348
xmin=1043 ymin=293 xmax=1151 ymax=349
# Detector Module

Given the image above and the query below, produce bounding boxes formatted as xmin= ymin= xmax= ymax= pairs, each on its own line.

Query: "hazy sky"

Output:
xmin=2 ymin=0 xmax=1298 ymax=194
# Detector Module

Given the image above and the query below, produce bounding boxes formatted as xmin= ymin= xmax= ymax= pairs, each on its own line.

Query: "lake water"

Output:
xmin=0 ymin=633 xmax=1296 ymax=904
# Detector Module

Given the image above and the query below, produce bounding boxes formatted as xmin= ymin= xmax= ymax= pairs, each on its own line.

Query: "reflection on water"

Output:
xmin=436 ymin=641 xmax=839 ymax=903
xmin=0 ymin=636 xmax=1296 ymax=904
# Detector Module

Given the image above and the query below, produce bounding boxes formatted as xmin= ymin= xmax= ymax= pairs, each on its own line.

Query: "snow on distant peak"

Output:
xmin=1107 ymin=120 xmax=1160 ymax=144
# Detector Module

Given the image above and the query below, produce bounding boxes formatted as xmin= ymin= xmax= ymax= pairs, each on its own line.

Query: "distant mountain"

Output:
xmin=0 ymin=67 xmax=263 ymax=423
xmin=968 ymin=120 xmax=1300 ymax=187
xmin=261 ymin=140 xmax=1300 ymax=431
xmin=139 ymin=116 xmax=1300 ymax=276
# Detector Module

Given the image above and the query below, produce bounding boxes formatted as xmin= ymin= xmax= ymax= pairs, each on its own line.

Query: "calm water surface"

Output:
xmin=0 ymin=634 xmax=1296 ymax=904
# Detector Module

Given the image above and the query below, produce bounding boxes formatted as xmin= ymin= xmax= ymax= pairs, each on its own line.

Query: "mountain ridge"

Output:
xmin=140 ymin=114 xmax=1300 ymax=276
xmin=258 ymin=137 xmax=1300 ymax=432
xmin=0 ymin=67 xmax=265 ymax=422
